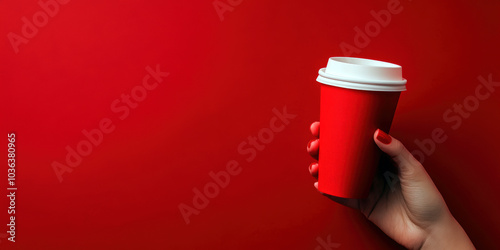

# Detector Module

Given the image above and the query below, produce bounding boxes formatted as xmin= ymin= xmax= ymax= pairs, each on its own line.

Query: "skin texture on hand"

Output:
xmin=307 ymin=121 xmax=475 ymax=250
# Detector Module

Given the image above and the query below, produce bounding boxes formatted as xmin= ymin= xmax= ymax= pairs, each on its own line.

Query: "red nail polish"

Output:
xmin=308 ymin=140 xmax=317 ymax=150
xmin=376 ymin=129 xmax=392 ymax=144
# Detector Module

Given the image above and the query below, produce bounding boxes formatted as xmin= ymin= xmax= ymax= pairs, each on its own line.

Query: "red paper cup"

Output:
xmin=316 ymin=57 xmax=407 ymax=199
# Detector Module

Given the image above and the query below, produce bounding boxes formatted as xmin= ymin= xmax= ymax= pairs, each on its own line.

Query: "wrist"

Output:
xmin=420 ymin=212 xmax=475 ymax=250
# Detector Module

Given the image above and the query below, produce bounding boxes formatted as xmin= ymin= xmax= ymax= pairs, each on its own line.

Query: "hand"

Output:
xmin=307 ymin=121 xmax=475 ymax=250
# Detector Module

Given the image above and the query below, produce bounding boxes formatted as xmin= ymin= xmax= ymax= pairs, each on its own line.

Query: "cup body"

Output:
xmin=318 ymin=85 xmax=400 ymax=198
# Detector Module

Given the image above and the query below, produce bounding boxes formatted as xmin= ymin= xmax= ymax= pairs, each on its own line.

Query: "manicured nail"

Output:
xmin=307 ymin=140 xmax=317 ymax=150
xmin=310 ymin=122 xmax=320 ymax=136
xmin=309 ymin=162 xmax=317 ymax=172
xmin=376 ymin=129 xmax=392 ymax=144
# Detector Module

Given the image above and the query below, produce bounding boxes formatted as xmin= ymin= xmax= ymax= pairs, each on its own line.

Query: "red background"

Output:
xmin=1 ymin=0 xmax=499 ymax=249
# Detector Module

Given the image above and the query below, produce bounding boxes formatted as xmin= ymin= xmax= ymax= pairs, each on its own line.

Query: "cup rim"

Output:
xmin=317 ymin=68 xmax=407 ymax=92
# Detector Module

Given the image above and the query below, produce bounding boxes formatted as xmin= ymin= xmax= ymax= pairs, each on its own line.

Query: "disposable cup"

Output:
xmin=316 ymin=57 xmax=406 ymax=199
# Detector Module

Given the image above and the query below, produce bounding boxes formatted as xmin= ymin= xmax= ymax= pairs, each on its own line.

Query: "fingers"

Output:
xmin=308 ymin=121 xmax=320 ymax=159
xmin=309 ymin=162 xmax=318 ymax=179
xmin=307 ymin=139 xmax=319 ymax=159
xmin=310 ymin=121 xmax=320 ymax=138
xmin=309 ymin=121 xmax=360 ymax=209
xmin=373 ymin=129 xmax=427 ymax=181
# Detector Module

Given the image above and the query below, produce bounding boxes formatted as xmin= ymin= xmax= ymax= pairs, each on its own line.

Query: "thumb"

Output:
xmin=373 ymin=129 xmax=427 ymax=182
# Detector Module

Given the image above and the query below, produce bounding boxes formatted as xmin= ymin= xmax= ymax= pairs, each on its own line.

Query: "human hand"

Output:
xmin=307 ymin=121 xmax=475 ymax=249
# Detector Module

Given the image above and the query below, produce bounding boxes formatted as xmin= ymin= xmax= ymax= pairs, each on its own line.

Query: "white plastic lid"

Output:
xmin=316 ymin=57 xmax=407 ymax=92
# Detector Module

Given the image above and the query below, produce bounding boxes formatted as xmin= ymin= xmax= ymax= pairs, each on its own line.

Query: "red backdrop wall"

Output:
xmin=1 ymin=0 xmax=499 ymax=249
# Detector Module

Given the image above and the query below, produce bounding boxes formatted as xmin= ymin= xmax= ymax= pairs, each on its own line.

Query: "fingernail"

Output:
xmin=307 ymin=140 xmax=317 ymax=150
xmin=311 ymin=122 xmax=320 ymax=136
xmin=309 ymin=162 xmax=317 ymax=172
xmin=376 ymin=129 xmax=392 ymax=144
